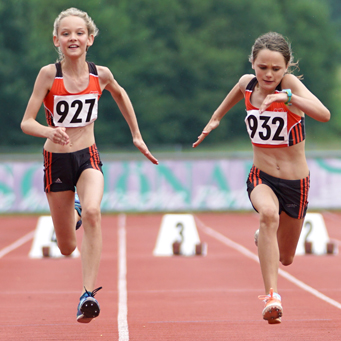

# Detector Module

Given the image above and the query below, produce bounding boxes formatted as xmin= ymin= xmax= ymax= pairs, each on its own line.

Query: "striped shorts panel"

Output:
xmin=246 ymin=165 xmax=310 ymax=219
xmin=43 ymin=144 xmax=103 ymax=193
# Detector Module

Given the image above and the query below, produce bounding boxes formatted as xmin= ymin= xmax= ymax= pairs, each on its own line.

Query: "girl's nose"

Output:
xmin=265 ymin=70 xmax=272 ymax=78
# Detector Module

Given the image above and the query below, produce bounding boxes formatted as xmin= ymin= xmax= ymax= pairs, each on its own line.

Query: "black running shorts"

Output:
xmin=246 ymin=165 xmax=310 ymax=219
xmin=43 ymin=144 xmax=103 ymax=193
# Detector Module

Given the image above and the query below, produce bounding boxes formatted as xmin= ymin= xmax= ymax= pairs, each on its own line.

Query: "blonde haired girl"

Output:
xmin=21 ymin=7 xmax=158 ymax=323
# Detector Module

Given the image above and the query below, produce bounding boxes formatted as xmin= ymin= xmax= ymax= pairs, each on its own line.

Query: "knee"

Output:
xmin=280 ymin=255 xmax=294 ymax=266
xmin=58 ymin=241 xmax=77 ymax=256
xmin=280 ymin=248 xmax=296 ymax=266
xmin=259 ymin=206 xmax=279 ymax=230
xmin=82 ymin=206 xmax=101 ymax=227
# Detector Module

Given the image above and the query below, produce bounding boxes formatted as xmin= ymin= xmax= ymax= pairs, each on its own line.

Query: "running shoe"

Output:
xmin=77 ymin=287 xmax=102 ymax=323
xmin=254 ymin=229 xmax=259 ymax=247
xmin=75 ymin=193 xmax=82 ymax=230
xmin=258 ymin=288 xmax=283 ymax=324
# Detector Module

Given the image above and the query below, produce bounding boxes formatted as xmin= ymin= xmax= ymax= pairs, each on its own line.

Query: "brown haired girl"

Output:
xmin=193 ymin=32 xmax=330 ymax=324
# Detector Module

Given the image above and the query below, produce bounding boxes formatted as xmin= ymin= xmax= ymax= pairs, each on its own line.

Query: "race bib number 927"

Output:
xmin=53 ymin=94 xmax=98 ymax=127
xmin=245 ymin=110 xmax=288 ymax=145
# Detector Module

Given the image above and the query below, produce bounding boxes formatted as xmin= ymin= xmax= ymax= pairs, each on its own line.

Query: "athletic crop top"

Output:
xmin=244 ymin=77 xmax=305 ymax=148
xmin=43 ymin=62 xmax=102 ymax=128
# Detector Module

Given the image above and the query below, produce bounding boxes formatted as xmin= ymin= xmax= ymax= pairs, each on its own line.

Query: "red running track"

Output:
xmin=0 ymin=212 xmax=341 ymax=340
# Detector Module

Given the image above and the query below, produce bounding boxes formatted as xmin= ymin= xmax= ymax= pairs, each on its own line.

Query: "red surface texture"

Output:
xmin=0 ymin=212 xmax=341 ymax=340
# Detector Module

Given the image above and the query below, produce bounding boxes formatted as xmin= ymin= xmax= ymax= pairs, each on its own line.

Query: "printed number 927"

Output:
xmin=56 ymin=98 xmax=96 ymax=124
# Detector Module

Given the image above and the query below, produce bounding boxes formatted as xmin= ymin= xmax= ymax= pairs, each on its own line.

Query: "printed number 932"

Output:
xmin=246 ymin=113 xmax=287 ymax=143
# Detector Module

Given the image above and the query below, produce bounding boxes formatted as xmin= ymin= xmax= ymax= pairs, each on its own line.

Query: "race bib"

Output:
xmin=245 ymin=110 xmax=288 ymax=145
xmin=53 ymin=93 xmax=98 ymax=127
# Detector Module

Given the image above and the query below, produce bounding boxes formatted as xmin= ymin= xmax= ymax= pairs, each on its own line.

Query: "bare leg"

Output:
xmin=251 ymin=185 xmax=305 ymax=294
xmin=250 ymin=184 xmax=280 ymax=294
xmin=76 ymin=168 xmax=104 ymax=293
xmin=46 ymin=190 xmax=77 ymax=255
xmin=277 ymin=212 xmax=304 ymax=266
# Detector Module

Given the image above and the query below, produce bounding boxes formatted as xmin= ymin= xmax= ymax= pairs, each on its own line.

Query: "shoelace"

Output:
xmin=258 ymin=288 xmax=278 ymax=302
xmin=84 ymin=286 xmax=103 ymax=297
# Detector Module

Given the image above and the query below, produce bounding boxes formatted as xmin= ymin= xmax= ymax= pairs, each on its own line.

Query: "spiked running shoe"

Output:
xmin=254 ymin=229 xmax=259 ymax=247
xmin=258 ymin=288 xmax=283 ymax=324
xmin=75 ymin=193 xmax=82 ymax=230
xmin=77 ymin=287 xmax=102 ymax=323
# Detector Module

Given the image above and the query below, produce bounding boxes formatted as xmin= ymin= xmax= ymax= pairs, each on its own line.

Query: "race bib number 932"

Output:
xmin=245 ymin=110 xmax=288 ymax=145
xmin=53 ymin=94 xmax=98 ymax=127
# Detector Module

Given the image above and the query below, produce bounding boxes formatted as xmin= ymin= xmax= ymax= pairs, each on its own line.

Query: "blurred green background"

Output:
xmin=1 ymin=0 xmax=341 ymax=156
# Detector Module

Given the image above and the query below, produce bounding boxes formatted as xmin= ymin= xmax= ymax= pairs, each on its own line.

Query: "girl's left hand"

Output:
xmin=133 ymin=137 xmax=159 ymax=165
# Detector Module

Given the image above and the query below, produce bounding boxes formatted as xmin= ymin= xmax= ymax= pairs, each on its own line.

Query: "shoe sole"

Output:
xmin=76 ymin=219 xmax=82 ymax=230
xmin=263 ymin=303 xmax=283 ymax=324
xmin=268 ymin=317 xmax=282 ymax=324
xmin=77 ymin=314 xmax=94 ymax=323
xmin=254 ymin=229 xmax=259 ymax=247
xmin=75 ymin=202 xmax=82 ymax=230
xmin=77 ymin=297 xmax=100 ymax=323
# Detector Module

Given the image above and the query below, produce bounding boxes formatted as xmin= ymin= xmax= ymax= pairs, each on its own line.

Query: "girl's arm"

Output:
xmin=259 ymin=74 xmax=330 ymax=122
xmin=192 ymin=75 xmax=249 ymax=148
xmin=21 ymin=65 xmax=70 ymax=145
xmin=99 ymin=66 xmax=158 ymax=165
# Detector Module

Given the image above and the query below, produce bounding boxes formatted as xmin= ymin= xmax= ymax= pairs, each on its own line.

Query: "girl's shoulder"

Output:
xmin=281 ymin=73 xmax=301 ymax=89
xmin=96 ymin=65 xmax=112 ymax=79
xmin=34 ymin=64 xmax=57 ymax=91
xmin=95 ymin=65 xmax=117 ymax=89
xmin=38 ymin=64 xmax=57 ymax=81
xmin=238 ymin=74 xmax=255 ymax=93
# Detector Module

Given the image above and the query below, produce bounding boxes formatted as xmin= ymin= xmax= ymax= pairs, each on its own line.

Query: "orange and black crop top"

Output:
xmin=44 ymin=62 xmax=102 ymax=128
xmin=244 ymin=77 xmax=305 ymax=148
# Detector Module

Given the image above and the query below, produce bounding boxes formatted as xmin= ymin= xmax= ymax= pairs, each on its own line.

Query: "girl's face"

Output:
xmin=53 ymin=15 xmax=94 ymax=60
xmin=252 ymin=49 xmax=288 ymax=91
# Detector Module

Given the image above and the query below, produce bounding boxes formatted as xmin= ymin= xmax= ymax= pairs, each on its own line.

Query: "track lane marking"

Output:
xmin=118 ymin=213 xmax=129 ymax=341
xmin=0 ymin=231 xmax=35 ymax=259
xmin=195 ymin=216 xmax=341 ymax=310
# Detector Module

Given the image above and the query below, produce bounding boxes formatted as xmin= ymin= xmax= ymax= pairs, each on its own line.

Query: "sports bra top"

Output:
xmin=244 ymin=77 xmax=305 ymax=148
xmin=43 ymin=62 xmax=102 ymax=128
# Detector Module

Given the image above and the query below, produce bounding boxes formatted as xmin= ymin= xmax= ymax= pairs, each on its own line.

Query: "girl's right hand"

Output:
xmin=48 ymin=127 xmax=70 ymax=145
xmin=192 ymin=120 xmax=220 ymax=148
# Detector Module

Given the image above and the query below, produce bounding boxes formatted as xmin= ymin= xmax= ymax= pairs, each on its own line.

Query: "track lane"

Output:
xmin=1 ymin=212 xmax=341 ymax=340
xmin=125 ymin=212 xmax=341 ymax=340
xmin=0 ymin=215 xmax=118 ymax=340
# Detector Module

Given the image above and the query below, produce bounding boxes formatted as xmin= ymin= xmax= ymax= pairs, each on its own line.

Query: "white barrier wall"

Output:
xmin=1 ymin=158 xmax=341 ymax=212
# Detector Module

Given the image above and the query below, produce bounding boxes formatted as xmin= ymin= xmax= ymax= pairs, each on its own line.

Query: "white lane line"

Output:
xmin=117 ymin=214 xmax=129 ymax=341
xmin=0 ymin=230 xmax=35 ymax=259
xmin=195 ymin=217 xmax=341 ymax=310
